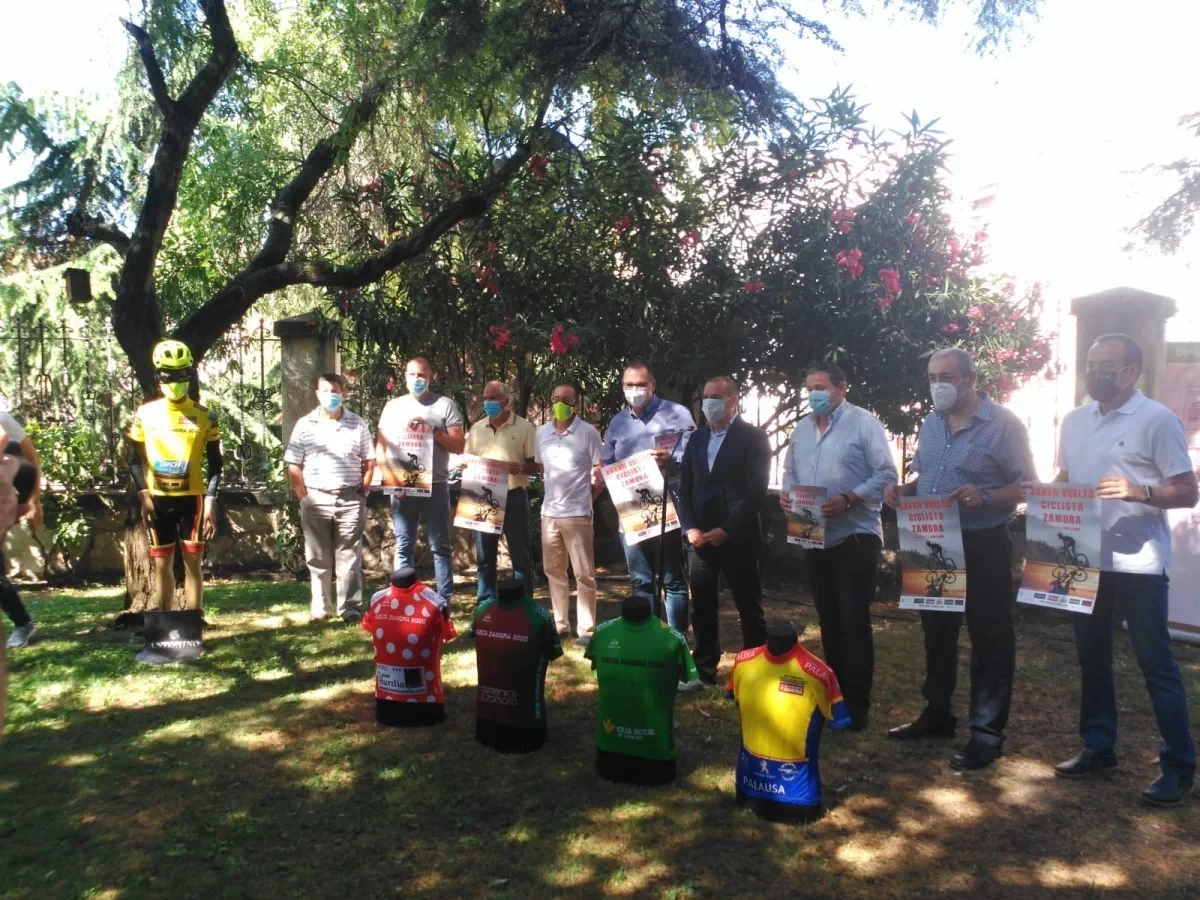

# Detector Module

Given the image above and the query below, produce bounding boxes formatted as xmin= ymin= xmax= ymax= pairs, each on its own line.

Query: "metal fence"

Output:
xmin=0 ymin=313 xmax=283 ymax=490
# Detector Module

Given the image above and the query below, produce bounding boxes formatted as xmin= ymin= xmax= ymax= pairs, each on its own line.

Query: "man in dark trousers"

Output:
xmin=678 ymin=375 xmax=771 ymax=685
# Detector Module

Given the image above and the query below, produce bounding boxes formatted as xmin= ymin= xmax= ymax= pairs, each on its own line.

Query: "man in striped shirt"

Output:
xmin=285 ymin=373 xmax=375 ymax=622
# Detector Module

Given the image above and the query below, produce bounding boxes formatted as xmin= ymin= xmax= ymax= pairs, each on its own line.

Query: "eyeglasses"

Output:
xmin=157 ymin=369 xmax=192 ymax=384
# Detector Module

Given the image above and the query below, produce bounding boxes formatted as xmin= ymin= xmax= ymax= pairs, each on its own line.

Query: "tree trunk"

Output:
xmin=114 ymin=497 xmax=183 ymax=627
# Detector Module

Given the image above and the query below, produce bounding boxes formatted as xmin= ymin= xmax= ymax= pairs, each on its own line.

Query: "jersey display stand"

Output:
xmin=587 ymin=595 xmax=698 ymax=786
xmin=729 ymin=623 xmax=850 ymax=824
xmin=472 ymin=579 xmax=563 ymax=753
xmin=363 ymin=568 xmax=455 ymax=727
xmin=136 ymin=609 xmax=205 ymax=665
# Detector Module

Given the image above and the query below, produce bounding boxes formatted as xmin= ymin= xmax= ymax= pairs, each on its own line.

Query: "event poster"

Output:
xmin=602 ymin=450 xmax=680 ymax=545
xmin=897 ymin=496 xmax=968 ymax=612
xmin=379 ymin=419 xmax=434 ymax=496
xmin=1163 ymin=342 xmax=1200 ymax=638
xmin=786 ymin=486 xmax=827 ymax=549
xmin=454 ymin=455 xmax=509 ymax=535
xmin=1017 ymin=483 xmax=1101 ymax=614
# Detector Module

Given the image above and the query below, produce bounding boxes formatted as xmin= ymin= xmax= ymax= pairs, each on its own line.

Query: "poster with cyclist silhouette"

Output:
xmin=454 ymin=455 xmax=508 ymax=534
xmin=786 ymin=486 xmax=827 ymax=549
xmin=1017 ymin=483 xmax=1100 ymax=614
xmin=897 ymin=496 xmax=967 ymax=611
xmin=379 ymin=418 xmax=434 ymax=496
xmin=602 ymin=450 xmax=679 ymax=545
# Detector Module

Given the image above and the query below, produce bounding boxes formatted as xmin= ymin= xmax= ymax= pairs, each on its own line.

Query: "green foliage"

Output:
xmin=22 ymin=421 xmax=109 ymax=573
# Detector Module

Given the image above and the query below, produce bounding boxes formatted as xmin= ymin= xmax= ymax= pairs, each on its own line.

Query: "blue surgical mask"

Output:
xmin=317 ymin=391 xmax=342 ymax=413
xmin=808 ymin=390 xmax=833 ymax=416
xmin=483 ymin=400 xmax=504 ymax=419
xmin=702 ymin=397 xmax=727 ymax=424
xmin=406 ymin=376 xmax=428 ymax=397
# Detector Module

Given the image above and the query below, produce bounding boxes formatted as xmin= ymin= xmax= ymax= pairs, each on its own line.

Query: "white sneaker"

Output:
xmin=6 ymin=623 xmax=37 ymax=649
xmin=677 ymin=678 xmax=708 ymax=693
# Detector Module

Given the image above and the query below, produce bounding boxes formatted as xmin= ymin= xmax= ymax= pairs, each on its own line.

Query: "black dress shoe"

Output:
xmin=1054 ymin=748 xmax=1117 ymax=779
xmin=848 ymin=710 xmax=869 ymax=733
xmin=1142 ymin=771 xmax=1195 ymax=808
xmin=887 ymin=712 xmax=957 ymax=741
xmin=949 ymin=740 xmax=1002 ymax=771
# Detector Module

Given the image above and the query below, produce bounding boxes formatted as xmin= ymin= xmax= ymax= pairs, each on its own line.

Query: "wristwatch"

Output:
xmin=1144 ymin=484 xmax=1154 ymax=502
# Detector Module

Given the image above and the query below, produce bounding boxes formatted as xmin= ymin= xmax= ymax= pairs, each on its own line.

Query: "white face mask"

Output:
xmin=702 ymin=397 xmax=728 ymax=424
xmin=624 ymin=388 xmax=649 ymax=409
xmin=930 ymin=381 xmax=960 ymax=412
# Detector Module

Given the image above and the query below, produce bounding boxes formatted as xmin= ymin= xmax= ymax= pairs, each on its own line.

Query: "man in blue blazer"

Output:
xmin=678 ymin=375 xmax=771 ymax=684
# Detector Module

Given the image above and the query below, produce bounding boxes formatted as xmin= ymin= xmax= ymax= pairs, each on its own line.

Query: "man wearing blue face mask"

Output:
xmin=884 ymin=348 xmax=1035 ymax=771
xmin=678 ymin=375 xmax=772 ymax=684
xmin=286 ymin=373 xmax=375 ymax=622
xmin=376 ymin=357 xmax=466 ymax=603
xmin=464 ymin=380 xmax=537 ymax=606
xmin=781 ymin=362 xmax=897 ymax=731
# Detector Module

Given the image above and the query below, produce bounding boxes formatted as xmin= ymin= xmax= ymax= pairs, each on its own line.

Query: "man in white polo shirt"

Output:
xmin=285 ymin=373 xmax=375 ymax=623
xmin=1052 ymin=334 xmax=1199 ymax=807
xmin=533 ymin=383 xmax=603 ymax=648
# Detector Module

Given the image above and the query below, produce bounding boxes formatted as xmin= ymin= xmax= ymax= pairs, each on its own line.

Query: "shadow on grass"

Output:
xmin=2 ymin=582 xmax=1199 ymax=898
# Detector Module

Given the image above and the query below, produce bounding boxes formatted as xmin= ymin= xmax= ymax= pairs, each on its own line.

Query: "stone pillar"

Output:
xmin=1070 ymin=287 xmax=1177 ymax=403
xmin=274 ymin=312 xmax=341 ymax=449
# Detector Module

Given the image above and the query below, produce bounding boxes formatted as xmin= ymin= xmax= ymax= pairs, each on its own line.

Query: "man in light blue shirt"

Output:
xmin=601 ymin=360 xmax=696 ymax=631
xmin=781 ymin=362 xmax=897 ymax=730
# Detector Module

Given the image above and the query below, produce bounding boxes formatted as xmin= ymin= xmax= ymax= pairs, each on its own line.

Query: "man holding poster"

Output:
xmin=781 ymin=362 xmax=897 ymax=731
xmin=464 ymin=381 xmax=537 ymax=607
xmin=376 ymin=358 xmax=465 ymax=603
xmin=601 ymin=361 xmax=696 ymax=631
xmin=884 ymin=348 xmax=1035 ymax=771
xmin=1052 ymin=334 xmax=1198 ymax=807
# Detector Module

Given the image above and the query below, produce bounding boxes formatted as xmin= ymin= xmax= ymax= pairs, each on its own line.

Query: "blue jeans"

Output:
xmin=1073 ymin=571 xmax=1195 ymax=777
xmin=623 ymin=531 xmax=689 ymax=633
xmin=474 ymin=488 xmax=533 ymax=604
xmin=390 ymin=481 xmax=454 ymax=601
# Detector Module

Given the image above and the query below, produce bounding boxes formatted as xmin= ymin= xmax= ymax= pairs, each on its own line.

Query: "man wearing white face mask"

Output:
xmin=286 ymin=373 xmax=375 ymax=622
xmin=601 ymin=360 xmax=696 ymax=631
xmin=884 ymin=348 xmax=1035 ymax=771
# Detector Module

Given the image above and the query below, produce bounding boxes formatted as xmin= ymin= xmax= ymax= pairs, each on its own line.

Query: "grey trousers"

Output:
xmin=300 ymin=487 xmax=366 ymax=617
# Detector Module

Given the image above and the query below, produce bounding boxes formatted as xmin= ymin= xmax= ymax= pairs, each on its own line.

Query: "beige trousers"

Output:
xmin=300 ymin=487 xmax=366 ymax=618
xmin=541 ymin=515 xmax=597 ymax=637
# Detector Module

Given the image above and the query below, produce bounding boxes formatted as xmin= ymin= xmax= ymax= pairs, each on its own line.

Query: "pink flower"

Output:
xmin=652 ymin=179 xmax=668 ymax=192
xmin=850 ymin=131 xmax=861 ymax=147
xmin=690 ymin=123 xmax=699 ymax=133
xmin=949 ymin=237 xmax=962 ymax=263
xmin=528 ymin=154 xmax=549 ymax=178
xmin=944 ymin=322 xmax=962 ymax=334
xmin=681 ymin=231 xmax=700 ymax=248
xmin=567 ymin=332 xmax=580 ymax=347
xmin=614 ymin=216 xmax=632 ymax=233
xmin=903 ymin=212 xmax=920 ymax=227
xmin=836 ymin=248 xmax=864 ymax=279
xmin=784 ymin=168 xmax=799 ymax=182
xmin=489 ymin=324 xmax=511 ymax=350
xmin=878 ymin=296 xmax=894 ymax=310
xmin=487 ymin=241 xmax=498 ymax=258
xmin=549 ymin=323 xmax=575 ymax=355
xmin=967 ymin=305 xmax=984 ymax=319
xmin=878 ymin=268 xmax=901 ymax=295
xmin=915 ymin=224 xmax=928 ymax=241
xmin=832 ymin=209 xmax=856 ymax=234
xmin=744 ymin=280 xmax=766 ymax=293
xmin=386 ymin=376 xmax=396 ymax=392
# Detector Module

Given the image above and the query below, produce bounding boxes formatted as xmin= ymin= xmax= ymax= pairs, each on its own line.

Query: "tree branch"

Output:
xmin=177 ymin=144 xmax=536 ymax=358
xmin=121 ymin=19 xmax=175 ymax=119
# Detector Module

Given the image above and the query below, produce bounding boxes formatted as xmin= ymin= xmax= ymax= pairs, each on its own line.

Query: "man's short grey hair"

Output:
xmin=484 ymin=380 xmax=512 ymax=399
xmin=930 ymin=348 xmax=975 ymax=379
xmin=705 ymin=375 xmax=739 ymax=398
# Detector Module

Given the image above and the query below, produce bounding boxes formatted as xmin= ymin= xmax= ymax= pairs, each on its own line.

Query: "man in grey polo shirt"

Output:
xmin=885 ymin=348 xmax=1035 ymax=771
xmin=781 ymin=362 xmax=897 ymax=731
xmin=285 ymin=373 xmax=375 ymax=622
xmin=1052 ymin=333 xmax=1198 ymax=807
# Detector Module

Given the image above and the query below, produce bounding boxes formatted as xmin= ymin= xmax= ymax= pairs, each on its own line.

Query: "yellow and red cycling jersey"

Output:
xmin=128 ymin=397 xmax=220 ymax=497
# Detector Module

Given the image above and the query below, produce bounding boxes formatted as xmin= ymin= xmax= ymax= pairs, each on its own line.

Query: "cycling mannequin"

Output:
xmin=126 ymin=339 xmax=222 ymax=612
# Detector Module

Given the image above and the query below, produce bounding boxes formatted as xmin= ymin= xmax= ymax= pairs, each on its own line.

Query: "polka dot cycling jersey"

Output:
xmin=362 ymin=582 xmax=456 ymax=704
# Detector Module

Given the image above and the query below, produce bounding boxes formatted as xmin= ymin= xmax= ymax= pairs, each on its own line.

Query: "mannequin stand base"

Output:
xmin=135 ymin=648 xmax=201 ymax=666
xmin=596 ymin=749 xmax=676 ymax=786
xmin=475 ymin=719 xmax=547 ymax=753
xmin=376 ymin=699 xmax=445 ymax=727
xmin=736 ymin=791 xmax=824 ymax=824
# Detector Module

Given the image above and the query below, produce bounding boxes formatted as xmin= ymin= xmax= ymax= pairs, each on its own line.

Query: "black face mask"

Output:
xmin=1086 ymin=370 xmax=1122 ymax=403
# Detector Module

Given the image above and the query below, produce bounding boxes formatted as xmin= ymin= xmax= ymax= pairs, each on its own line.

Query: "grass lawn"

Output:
xmin=2 ymin=577 xmax=1199 ymax=899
